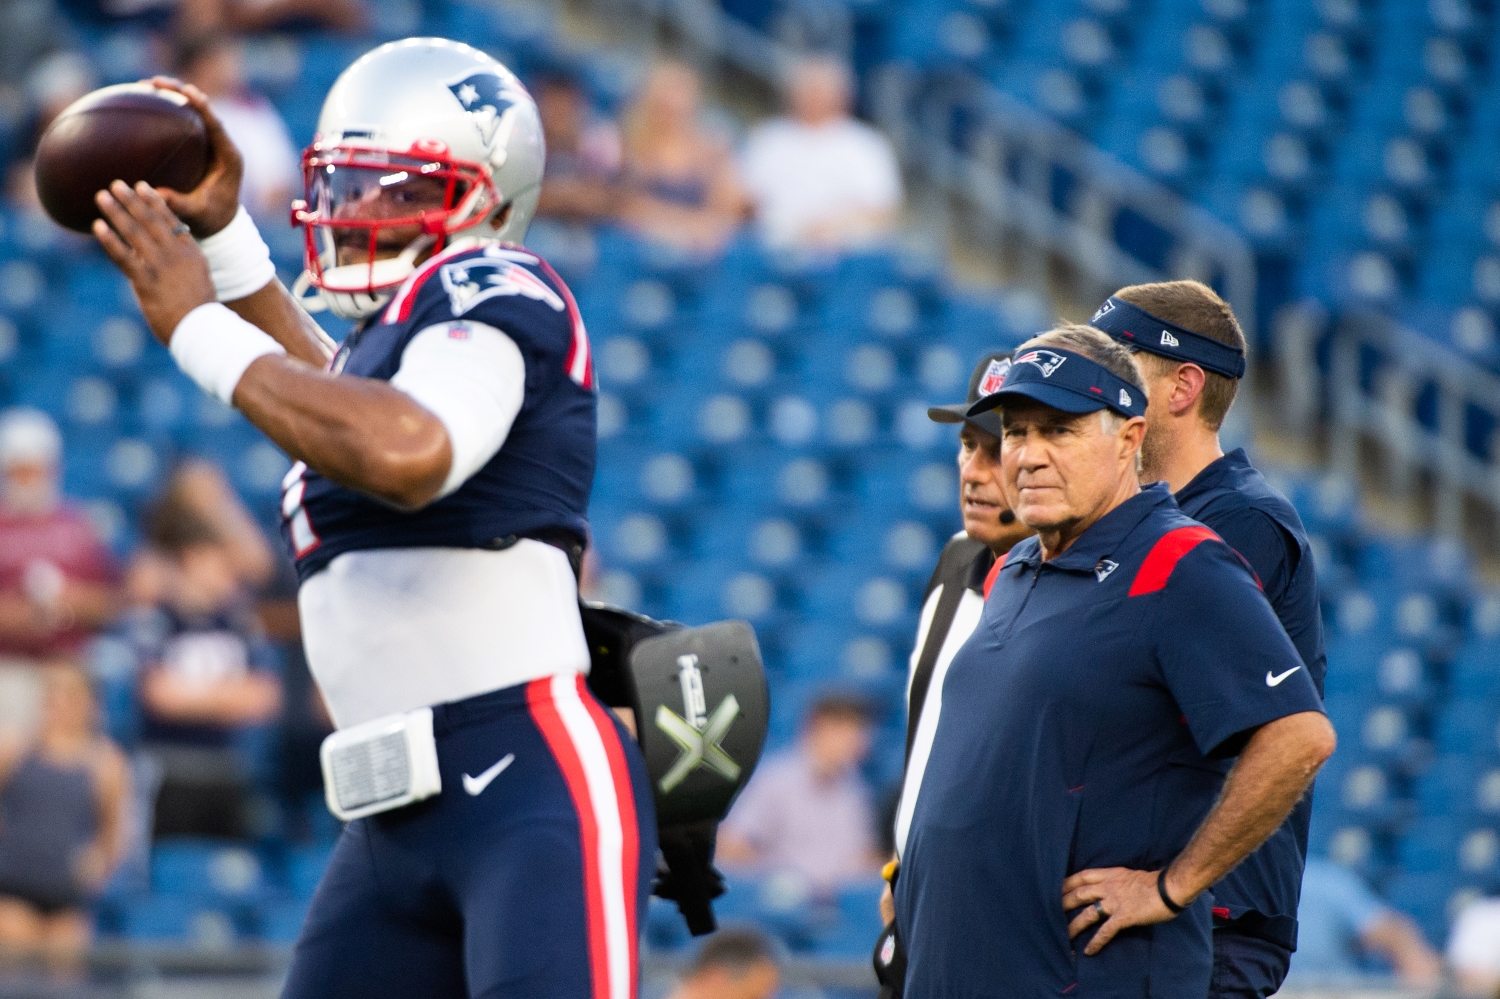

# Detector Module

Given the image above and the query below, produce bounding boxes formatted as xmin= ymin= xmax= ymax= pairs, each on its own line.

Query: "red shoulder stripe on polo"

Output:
xmin=1128 ymin=525 xmax=1221 ymax=597
xmin=983 ymin=552 xmax=1008 ymax=599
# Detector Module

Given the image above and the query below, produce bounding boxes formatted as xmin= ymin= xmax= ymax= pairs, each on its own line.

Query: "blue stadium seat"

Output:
xmin=152 ymin=839 xmax=267 ymax=902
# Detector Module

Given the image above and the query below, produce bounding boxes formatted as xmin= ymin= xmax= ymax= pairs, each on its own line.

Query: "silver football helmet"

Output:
xmin=290 ymin=38 xmax=545 ymax=320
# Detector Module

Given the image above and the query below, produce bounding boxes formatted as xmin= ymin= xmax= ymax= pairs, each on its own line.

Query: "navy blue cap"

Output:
xmin=966 ymin=347 xmax=1147 ymax=421
xmin=1088 ymin=296 xmax=1247 ymax=379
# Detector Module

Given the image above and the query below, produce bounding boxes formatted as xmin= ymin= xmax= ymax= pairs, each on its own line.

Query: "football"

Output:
xmin=33 ymin=83 xmax=209 ymax=234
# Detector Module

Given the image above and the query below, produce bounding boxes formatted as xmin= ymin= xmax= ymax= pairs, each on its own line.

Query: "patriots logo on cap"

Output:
xmin=1119 ymin=388 xmax=1132 ymax=408
xmin=1160 ymin=330 xmax=1180 ymax=348
xmin=1014 ymin=349 xmax=1067 ymax=378
xmin=447 ymin=71 xmax=523 ymax=146
xmin=441 ymin=259 xmax=565 ymax=316
xmin=978 ymin=358 xmax=1011 ymax=396
xmin=1091 ymin=299 xmax=1116 ymax=322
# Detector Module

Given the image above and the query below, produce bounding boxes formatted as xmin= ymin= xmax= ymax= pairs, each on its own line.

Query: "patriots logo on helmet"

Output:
xmin=446 ymin=71 xmax=523 ymax=146
xmin=441 ymin=259 xmax=566 ymax=316
xmin=1013 ymin=349 xmax=1068 ymax=378
xmin=978 ymin=358 xmax=1011 ymax=396
xmin=1091 ymin=299 xmax=1116 ymax=322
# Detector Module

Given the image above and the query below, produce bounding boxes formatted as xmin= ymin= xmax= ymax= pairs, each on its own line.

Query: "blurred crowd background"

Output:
xmin=1 ymin=0 xmax=1500 ymax=996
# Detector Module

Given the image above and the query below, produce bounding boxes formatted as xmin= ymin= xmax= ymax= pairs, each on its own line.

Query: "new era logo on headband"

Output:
xmin=1014 ymin=349 xmax=1067 ymax=378
xmin=1160 ymin=330 xmax=1179 ymax=348
xmin=1119 ymin=389 xmax=1132 ymax=408
xmin=978 ymin=358 xmax=1011 ymax=395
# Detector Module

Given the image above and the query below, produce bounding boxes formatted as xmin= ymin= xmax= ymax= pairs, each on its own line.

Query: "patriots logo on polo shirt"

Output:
xmin=978 ymin=358 xmax=1012 ymax=396
xmin=1013 ymin=349 xmax=1067 ymax=378
xmin=1091 ymin=299 xmax=1115 ymax=322
xmin=440 ymin=259 xmax=565 ymax=316
xmin=446 ymin=71 xmax=523 ymax=146
xmin=1160 ymin=330 xmax=1180 ymax=348
xmin=1094 ymin=559 xmax=1118 ymax=582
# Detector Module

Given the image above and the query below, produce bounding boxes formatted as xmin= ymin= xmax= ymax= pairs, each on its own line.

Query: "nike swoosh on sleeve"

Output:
xmin=1265 ymin=666 xmax=1303 ymax=687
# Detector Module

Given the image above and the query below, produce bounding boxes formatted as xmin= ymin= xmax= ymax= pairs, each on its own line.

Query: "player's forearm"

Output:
xmin=224 ymin=280 xmax=336 ymax=368
xmin=1164 ymin=711 xmax=1335 ymax=903
xmin=233 ymin=354 xmax=452 ymax=510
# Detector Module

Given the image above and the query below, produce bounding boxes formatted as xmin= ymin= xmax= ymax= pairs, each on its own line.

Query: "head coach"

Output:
xmin=1091 ymin=280 xmax=1327 ymax=999
xmin=892 ymin=325 xmax=1335 ymax=999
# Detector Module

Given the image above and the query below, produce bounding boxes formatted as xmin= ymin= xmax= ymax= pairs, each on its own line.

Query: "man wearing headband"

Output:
xmin=873 ymin=351 xmax=1035 ymax=997
xmin=1091 ymin=281 xmax=1326 ymax=999
xmin=892 ymin=326 xmax=1334 ymax=998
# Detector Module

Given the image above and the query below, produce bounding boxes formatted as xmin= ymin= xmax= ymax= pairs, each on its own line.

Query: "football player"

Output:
xmin=89 ymin=39 xmax=654 ymax=999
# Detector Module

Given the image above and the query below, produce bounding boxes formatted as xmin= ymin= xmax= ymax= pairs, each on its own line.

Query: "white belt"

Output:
xmin=320 ymin=708 xmax=443 ymax=822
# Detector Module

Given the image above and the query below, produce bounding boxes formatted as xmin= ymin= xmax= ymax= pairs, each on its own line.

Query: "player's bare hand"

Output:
xmin=1061 ymin=867 xmax=1177 ymax=956
xmin=147 ymin=77 xmax=244 ymax=238
xmin=93 ymin=180 xmax=214 ymax=344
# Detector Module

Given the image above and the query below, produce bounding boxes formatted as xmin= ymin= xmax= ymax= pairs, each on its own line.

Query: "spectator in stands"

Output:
xmin=535 ymin=73 xmax=622 ymax=225
xmin=0 ymin=667 xmax=130 ymax=955
xmin=0 ymin=409 xmax=118 ymax=732
xmin=53 ymin=0 xmax=365 ymax=39
xmin=4 ymin=50 xmax=98 ymax=215
xmin=741 ymin=55 xmax=902 ymax=252
xmin=664 ymin=928 xmax=780 ymax=999
xmin=132 ymin=466 xmax=280 ymax=839
xmin=1286 ymin=856 xmax=1441 ymax=984
xmin=175 ymin=34 xmax=299 ymax=222
xmin=717 ymin=692 xmax=881 ymax=892
xmin=1448 ymin=893 xmax=1500 ymax=997
xmin=619 ymin=61 xmax=748 ymax=254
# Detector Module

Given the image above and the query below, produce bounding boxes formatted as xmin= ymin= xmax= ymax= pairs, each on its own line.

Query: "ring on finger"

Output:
xmin=170 ymin=222 xmax=191 ymax=237
xmin=1092 ymin=900 xmax=1106 ymax=920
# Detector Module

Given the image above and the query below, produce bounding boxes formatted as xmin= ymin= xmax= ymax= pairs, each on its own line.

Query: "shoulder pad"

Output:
xmin=383 ymin=245 xmax=570 ymax=329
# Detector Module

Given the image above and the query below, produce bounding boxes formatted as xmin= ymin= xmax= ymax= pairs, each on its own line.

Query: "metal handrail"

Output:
xmin=1325 ymin=309 xmax=1500 ymax=536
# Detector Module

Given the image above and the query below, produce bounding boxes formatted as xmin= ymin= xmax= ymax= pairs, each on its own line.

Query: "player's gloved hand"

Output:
xmin=145 ymin=77 xmax=244 ymax=239
xmin=653 ymin=820 xmax=725 ymax=937
xmin=1061 ymin=866 xmax=1182 ymax=956
xmin=93 ymin=180 xmax=214 ymax=343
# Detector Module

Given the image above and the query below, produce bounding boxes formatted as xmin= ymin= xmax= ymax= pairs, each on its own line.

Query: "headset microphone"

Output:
xmin=999 ymin=510 xmax=1016 ymax=525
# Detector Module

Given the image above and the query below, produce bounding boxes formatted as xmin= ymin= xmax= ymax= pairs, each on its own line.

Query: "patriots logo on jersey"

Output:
xmin=446 ymin=71 xmax=523 ymax=146
xmin=440 ymin=259 xmax=566 ymax=316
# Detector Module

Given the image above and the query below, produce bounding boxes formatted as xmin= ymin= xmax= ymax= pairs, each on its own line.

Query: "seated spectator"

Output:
xmin=0 ymin=668 xmax=129 ymax=956
xmin=663 ymin=928 xmax=780 ymax=999
xmin=131 ymin=469 xmax=280 ymax=839
xmin=53 ymin=0 xmax=365 ymax=38
xmin=1448 ymin=893 xmax=1500 ymax=997
xmin=175 ymin=34 xmax=299 ymax=222
xmin=717 ymin=693 xmax=881 ymax=892
xmin=1287 ymin=855 xmax=1441 ymax=984
xmin=0 ymin=409 xmax=118 ymax=732
xmin=741 ymin=55 xmax=902 ymax=252
xmin=619 ymin=61 xmax=748 ymax=254
xmin=535 ymin=73 xmax=622 ymax=225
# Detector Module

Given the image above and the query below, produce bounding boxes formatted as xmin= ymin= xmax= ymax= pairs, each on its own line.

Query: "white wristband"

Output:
xmin=170 ymin=303 xmax=286 ymax=405
xmin=196 ymin=206 xmax=277 ymax=302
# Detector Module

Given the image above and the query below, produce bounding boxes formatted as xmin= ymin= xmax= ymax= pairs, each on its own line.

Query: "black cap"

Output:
xmin=928 ymin=350 xmax=1012 ymax=437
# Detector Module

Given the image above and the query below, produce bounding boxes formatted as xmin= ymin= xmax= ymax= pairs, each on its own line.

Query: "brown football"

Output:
xmin=34 ymin=84 xmax=209 ymax=234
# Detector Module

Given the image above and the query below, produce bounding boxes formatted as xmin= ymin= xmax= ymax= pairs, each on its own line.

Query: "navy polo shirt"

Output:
xmin=894 ymin=484 xmax=1324 ymax=999
xmin=1176 ymin=448 xmax=1327 ymax=949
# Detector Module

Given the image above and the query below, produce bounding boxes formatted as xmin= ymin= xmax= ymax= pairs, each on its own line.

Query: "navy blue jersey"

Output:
xmin=895 ymin=485 xmax=1324 ymax=999
xmin=281 ymin=245 xmax=596 ymax=582
xmin=1176 ymin=448 xmax=1327 ymax=950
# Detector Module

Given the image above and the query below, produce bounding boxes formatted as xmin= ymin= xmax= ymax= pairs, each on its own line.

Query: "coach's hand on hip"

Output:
xmin=1062 ymin=867 xmax=1178 ymax=955
xmin=93 ymin=180 xmax=214 ymax=343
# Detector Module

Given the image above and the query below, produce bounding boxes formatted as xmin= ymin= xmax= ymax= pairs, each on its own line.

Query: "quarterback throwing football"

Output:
xmin=90 ymin=39 xmax=654 ymax=999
